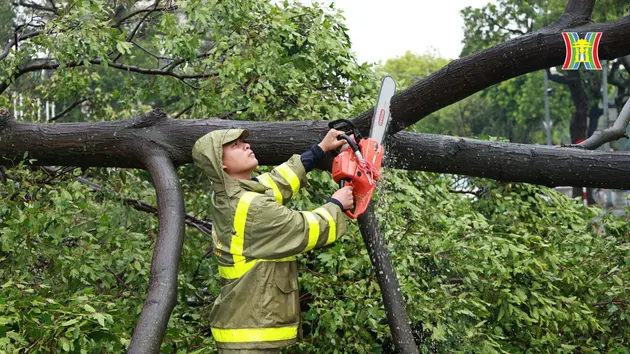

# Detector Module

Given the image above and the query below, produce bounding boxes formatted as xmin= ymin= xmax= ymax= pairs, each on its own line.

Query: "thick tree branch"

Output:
xmin=562 ymin=0 xmax=595 ymax=19
xmin=357 ymin=203 xmax=418 ymax=354
xmin=578 ymin=96 xmax=630 ymax=150
xmin=353 ymin=13 xmax=630 ymax=136
xmin=3 ymin=109 xmax=630 ymax=189
xmin=128 ymin=152 xmax=185 ymax=354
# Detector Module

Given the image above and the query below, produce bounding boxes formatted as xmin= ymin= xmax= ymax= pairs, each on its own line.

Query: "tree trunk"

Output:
xmin=5 ymin=110 xmax=630 ymax=189
xmin=357 ymin=203 xmax=418 ymax=354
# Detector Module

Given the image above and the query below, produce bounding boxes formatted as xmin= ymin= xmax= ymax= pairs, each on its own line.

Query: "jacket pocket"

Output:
xmin=273 ymin=276 xmax=298 ymax=293
xmin=269 ymin=264 xmax=300 ymax=326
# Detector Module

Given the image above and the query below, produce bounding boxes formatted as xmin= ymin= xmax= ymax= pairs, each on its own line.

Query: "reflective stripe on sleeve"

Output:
xmin=314 ymin=207 xmax=336 ymax=245
xmin=301 ymin=211 xmax=319 ymax=252
xmin=211 ymin=326 xmax=298 ymax=343
xmin=276 ymin=163 xmax=300 ymax=197
xmin=257 ymin=173 xmax=283 ymax=204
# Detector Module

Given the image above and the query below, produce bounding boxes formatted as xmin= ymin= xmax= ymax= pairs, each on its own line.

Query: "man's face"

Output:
xmin=222 ymin=137 xmax=258 ymax=177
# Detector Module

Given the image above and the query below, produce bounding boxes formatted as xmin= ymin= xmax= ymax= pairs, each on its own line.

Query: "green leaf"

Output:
xmin=61 ymin=318 xmax=80 ymax=327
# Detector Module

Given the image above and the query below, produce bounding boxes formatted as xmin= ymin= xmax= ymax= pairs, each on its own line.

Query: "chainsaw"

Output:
xmin=328 ymin=76 xmax=396 ymax=218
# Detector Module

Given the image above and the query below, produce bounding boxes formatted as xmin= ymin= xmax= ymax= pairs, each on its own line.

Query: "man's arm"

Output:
xmin=244 ymin=194 xmax=349 ymax=260
xmin=255 ymin=128 xmax=345 ymax=205
xmin=255 ymin=154 xmax=308 ymax=205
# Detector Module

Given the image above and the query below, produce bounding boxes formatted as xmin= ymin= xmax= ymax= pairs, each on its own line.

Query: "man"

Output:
xmin=192 ymin=128 xmax=354 ymax=353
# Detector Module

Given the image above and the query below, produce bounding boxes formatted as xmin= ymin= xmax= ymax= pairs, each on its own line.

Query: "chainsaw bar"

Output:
xmin=368 ymin=76 xmax=396 ymax=145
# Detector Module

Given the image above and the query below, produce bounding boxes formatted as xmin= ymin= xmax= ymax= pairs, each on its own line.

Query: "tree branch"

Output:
xmin=125 ymin=0 xmax=160 ymax=42
xmin=578 ymin=95 xmax=630 ymax=150
xmin=4 ymin=109 xmax=630 ymax=189
xmin=357 ymin=203 xmax=418 ymax=353
xmin=0 ymin=58 xmax=217 ymax=95
xmin=113 ymin=4 xmax=178 ymax=28
xmin=123 ymin=198 xmax=212 ymax=236
xmin=13 ymin=0 xmax=60 ymax=14
xmin=353 ymin=12 xmax=630 ymax=136
xmin=486 ymin=16 xmax=527 ymax=36
xmin=49 ymin=99 xmax=87 ymax=122
xmin=545 ymin=68 xmax=570 ymax=84
xmin=128 ymin=152 xmax=185 ymax=354
xmin=38 ymin=166 xmax=212 ymax=235
xmin=0 ymin=30 xmax=43 ymax=61
xmin=130 ymin=40 xmax=171 ymax=62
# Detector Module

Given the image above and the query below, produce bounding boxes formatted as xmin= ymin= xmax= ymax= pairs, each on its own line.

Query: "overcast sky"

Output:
xmin=303 ymin=0 xmax=493 ymax=64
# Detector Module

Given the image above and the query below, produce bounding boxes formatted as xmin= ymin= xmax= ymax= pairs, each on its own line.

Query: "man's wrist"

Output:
xmin=326 ymin=197 xmax=344 ymax=211
xmin=318 ymin=142 xmax=327 ymax=153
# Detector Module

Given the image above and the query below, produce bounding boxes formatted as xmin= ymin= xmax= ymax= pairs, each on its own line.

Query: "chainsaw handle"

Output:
xmin=337 ymin=134 xmax=360 ymax=154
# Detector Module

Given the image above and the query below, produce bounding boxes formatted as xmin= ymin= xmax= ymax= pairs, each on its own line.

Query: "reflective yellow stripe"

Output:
xmin=301 ymin=211 xmax=319 ymax=252
xmin=231 ymin=192 xmax=259 ymax=266
xmin=219 ymin=258 xmax=297 ymax=279
xmin=219 ymin=260 xmax=258 ymax=279
xmin=314 ymin=207 xmax=336 ymax=245
xmin=276 ymin=163 xmax=300 ymax=197
xmin=257 ymin=173 xmax=283 ymax=204
xmin=211 ymin=326 xmax=298 ymax=343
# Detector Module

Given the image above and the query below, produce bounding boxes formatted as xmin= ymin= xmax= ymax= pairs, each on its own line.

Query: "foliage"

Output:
xmin=2 ymin=0 xmax=379 ymax=123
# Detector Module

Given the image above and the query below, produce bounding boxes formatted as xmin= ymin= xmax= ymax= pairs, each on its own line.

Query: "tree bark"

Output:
xmin=357 ymin=203 xmax=419 ymax=354
xmin=127 ymin=152 xmax=185 ymax=354
xmin=4 ymin=110 xmax=630 ymax=189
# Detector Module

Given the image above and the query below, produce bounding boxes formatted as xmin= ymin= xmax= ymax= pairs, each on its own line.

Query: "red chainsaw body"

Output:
xmin=331 ymin=138 xmax=384 ymax=218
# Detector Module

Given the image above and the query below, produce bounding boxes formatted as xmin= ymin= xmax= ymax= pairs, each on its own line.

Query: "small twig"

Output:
xmin=49 ymin=99 xmax=87 ymax=122
xmin=217 ymin=106 xmax=249 ymax=120
xmin=131 ymin=40 xmax=171 ymax=61
xmin=113 ymin=4 xmax=178 ymax=28
xmin=592 ymin=299 xmax=630 ymax=307
xmin=105 ymin=266 xmax=131 ymax=291
xmin=173 ymin=104 xmax=194 ymax=119
xmin=125 ymin=0 xmax=160 ymax=42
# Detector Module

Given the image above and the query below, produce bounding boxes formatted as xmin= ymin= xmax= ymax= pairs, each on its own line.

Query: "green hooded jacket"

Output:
xmin=192 ymin=129 xmax=348 ymax=349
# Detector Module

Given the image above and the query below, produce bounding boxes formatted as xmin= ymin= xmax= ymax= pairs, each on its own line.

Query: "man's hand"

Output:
xmin=331 ymin=185 xmax=354 ymax=211
xmin=318 ymin=128 xmax=347 ymax=153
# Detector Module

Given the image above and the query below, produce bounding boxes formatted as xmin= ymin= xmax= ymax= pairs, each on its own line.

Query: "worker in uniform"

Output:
xmin=192 ymin=128 xmax=353 ymax=353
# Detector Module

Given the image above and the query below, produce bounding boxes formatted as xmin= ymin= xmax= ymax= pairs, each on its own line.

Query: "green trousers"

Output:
xmin=217 ymin=349 xmax=280 ymax=354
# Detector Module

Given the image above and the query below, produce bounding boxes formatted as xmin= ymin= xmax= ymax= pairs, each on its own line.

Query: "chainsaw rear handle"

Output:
xmin=336 ymin=134 xmax=360 ymax=154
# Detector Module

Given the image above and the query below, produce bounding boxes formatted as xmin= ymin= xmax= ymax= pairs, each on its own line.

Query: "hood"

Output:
xmin=192 ymin=128 xmax=249 ymax=195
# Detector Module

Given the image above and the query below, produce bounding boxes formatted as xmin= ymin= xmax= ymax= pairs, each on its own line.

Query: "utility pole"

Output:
xmin=600 ymin=60 xmax=614 ymax=209
xmin=543 ymin=69 xmax=552 ymax=145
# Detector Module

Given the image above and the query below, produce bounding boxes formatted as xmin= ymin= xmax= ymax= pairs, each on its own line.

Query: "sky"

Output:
xmin=301 ymin=0 xmax=493 ymax=64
